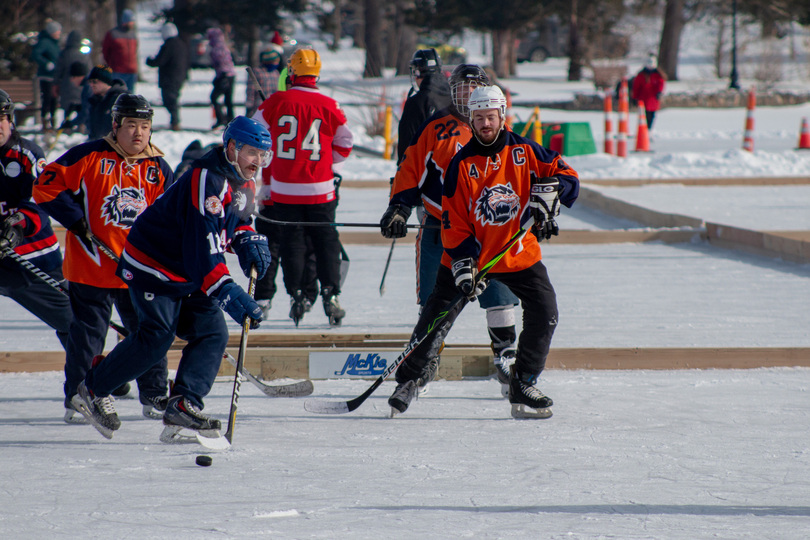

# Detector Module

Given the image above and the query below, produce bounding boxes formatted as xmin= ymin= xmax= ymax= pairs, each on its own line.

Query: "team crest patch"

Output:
xmin=204 ymin=196 xmax=223 ymax=215
xmin=121 ymin=269 xmax=134 ymax=281
xmin=102 ymin=185 xmax=147 ymax=228
xmin=36 ymin=158 xmax=47 ymax=173
xmin=475 ymin=183 xmax=521 ymax=226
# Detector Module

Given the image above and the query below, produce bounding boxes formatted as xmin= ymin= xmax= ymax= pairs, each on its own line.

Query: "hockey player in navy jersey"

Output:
xmin=71 ymin=116 xmax=273 ymax=441
xmin=0 ymin=88 xmax=73 ymax=365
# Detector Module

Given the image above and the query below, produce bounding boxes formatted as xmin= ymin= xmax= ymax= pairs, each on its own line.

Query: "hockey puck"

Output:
xmin=196 ymin=455 xmax=213 ymax=467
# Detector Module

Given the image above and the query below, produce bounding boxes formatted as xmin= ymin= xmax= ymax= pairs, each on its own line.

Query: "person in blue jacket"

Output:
xmin=72 ymin=116 xmax=273 ymax=440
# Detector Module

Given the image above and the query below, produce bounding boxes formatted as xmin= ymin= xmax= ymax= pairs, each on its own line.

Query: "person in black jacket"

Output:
xmin=85 ymin=65 xmax=127 ymax=140
xmin=146 ymin=23 xmax=188 ymax=131
xmin=54 ymin=30 xmax=89 ymax=131
xmin=396 ymin=49 xmax=451 ymax=164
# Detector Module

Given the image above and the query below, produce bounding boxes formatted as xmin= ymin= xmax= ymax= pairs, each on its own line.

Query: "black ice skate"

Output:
xmin=289 ymin=290 xmax=307 ymax=327
xmin=417 ymin=357 xmax=439 ymax=396
xmin=388 ymin=379 xmax=418 ymax=417
xmin=494 ymin=349 xmax=516 ymax=398
xmin=508 ymin=367 xmax=553 ymax=419
xmin=160 ymin=395 xmax=225 ymax=445
xmin=140 ymin=394 xmax=169 ymax=420
xmin=322 ymin=289 xmax=345 ymax=327
xmin=70 ymin=381 xmax=121 ymax=438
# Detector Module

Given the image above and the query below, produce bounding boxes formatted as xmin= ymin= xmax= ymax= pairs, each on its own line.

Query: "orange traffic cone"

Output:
xmin=634 ymin=102 xmax=650 ymax=152
xmin=742 ymin=88 xmax=755 ymax=152
xmin=603 ymin=92 xmax=614 ymax=155
xmin=616 ymin=78 xmax=629 ymax=158
xmin=798 ymin=117 xmax=810 ymax=150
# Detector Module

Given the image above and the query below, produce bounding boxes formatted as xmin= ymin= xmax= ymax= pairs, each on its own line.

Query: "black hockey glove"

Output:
xmin=451 ymin=257 xmax=487 ymax=300
xmin=68 ymin=218 xmax=94 ymax=252
xmin=215 ymin=281 xmax=263 ymax=329
xmin=380 ymin=204 xmax=411 ymax=239
xmin=0 ymin=212 xmax=26 ymax=252
xmin=232 ymin=232 xmax=272 ymax=279
xmin=529 ymin=174 xmax=561 ymax=240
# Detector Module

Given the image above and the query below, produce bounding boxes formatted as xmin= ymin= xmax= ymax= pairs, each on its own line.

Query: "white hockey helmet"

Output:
xmin=467 ymin=85 xmax=507 ymax=120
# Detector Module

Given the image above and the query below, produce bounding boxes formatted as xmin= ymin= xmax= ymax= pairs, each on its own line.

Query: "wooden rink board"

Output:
xmin=2 ymin=329 xmax=809 ymax=378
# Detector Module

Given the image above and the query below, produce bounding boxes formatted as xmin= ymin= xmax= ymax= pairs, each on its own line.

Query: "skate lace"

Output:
xmin=520 ymin=381 xmax=546 ymax=400
xmin=96 ymin=395 xmax=117 ymax=416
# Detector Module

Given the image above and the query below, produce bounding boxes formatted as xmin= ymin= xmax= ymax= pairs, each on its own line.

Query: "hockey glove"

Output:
xmin=380 ymin=204 xmax=411 ymax=239
xmin=0 ymin=212 xmax=25 ymax=251
xmin=232 ymin=232 xmax=272 ymax=279
xmin=215 ymin=282 xmax=263 ymax=329
xmin=529 ymin=174 xmax=561 ymax=240
xmin=68 ymin=218 xmax=95 ymax=252
xmin=451 ymin=257 xmax=487 ymax=300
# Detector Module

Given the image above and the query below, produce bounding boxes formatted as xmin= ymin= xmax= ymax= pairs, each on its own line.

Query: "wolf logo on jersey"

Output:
xmin=475 ymin=183 xmax=520 ymax=226
xmin=101 ymin=185 xmax=147 ymax=228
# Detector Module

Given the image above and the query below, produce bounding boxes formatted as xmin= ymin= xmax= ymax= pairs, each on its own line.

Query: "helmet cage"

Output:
xmin=449 ymin=65 xmax=489 ymax=117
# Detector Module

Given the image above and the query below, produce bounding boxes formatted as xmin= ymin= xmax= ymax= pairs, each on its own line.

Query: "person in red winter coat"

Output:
xmin=631 ymin=53 xmax=666 ymax=130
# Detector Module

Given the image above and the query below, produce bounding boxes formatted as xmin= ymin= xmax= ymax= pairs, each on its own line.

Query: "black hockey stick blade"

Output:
xmin=223 ymin=352 xmax=314 ymax=397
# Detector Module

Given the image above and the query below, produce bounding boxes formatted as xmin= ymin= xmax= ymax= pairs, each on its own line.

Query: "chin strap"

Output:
xmin=225 ymin=146 xmax=251 ymax=182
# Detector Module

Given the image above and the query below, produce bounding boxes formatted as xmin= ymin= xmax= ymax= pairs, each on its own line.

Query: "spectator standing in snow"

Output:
xmin=54 ymin=31 xmax=89 ymax=131
xmin=207 ymin=27 xmax=236 ymax=129
xmin=30 ymin=20 xmax=62 ymax=131
xmin=146 ymin=23 xmax=188 ymax=131
xmin=102 ymin=8 xmax=139 ymax=93
xmin=85 ymin=65 xmax=127 ymax=141
xmin=631 ymin=53 xmax=666 ymax=131
xmin=245 ymin=45 xmax=282 ymax=118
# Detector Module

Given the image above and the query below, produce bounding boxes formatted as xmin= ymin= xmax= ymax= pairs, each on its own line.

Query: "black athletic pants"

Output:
xmin=397 ymin=260 xmax=558 ymax=382
xmin=273 ymin=200 xmax=342 ymax=297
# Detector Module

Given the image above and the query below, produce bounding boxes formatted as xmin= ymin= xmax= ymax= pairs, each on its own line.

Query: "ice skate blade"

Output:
xmin=70 ymin=395 xmax=115 ymax=439
xmin=510 ymin=403 xmax=553 ymax=419
xmin=499 ymin=383 xmax=509 ymax=399
xmin=63 ymin=408 xmax=89 ymax=425
xmin=142 ymin=405 xmax=163 ymax=420
xmin=159 ymin=425 xmax=231 ymax=450
xmin=418 ymin=383 xmax=430 ymax=396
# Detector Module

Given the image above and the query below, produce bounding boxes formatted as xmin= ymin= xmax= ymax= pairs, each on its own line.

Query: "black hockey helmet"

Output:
xmin=111 ymin=93 xmax=154 ymax=125
xmin=410 ymin=48 xmax=441 ymax=79
xmin=449 ymin=64 xmax=490 ymax=117
xmin=0 ymin=89 xmax=14 ymax=119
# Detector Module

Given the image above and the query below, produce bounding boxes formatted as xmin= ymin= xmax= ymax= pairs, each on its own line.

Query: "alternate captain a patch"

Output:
xmin=475 ymin=183 xmax=520 ymax=226
xmin=101 ymin=185 xmax=147 ymax=228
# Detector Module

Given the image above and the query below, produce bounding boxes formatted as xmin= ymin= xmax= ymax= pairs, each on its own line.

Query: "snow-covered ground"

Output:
xmin=2 ymin=5 xmax=809 ymax=539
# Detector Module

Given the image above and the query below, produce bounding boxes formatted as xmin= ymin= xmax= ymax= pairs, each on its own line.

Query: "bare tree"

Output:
xmin=658 ymin=0 xmax=686 ymax=80
xmin=363 ymin=0 xmax=383 ymax=77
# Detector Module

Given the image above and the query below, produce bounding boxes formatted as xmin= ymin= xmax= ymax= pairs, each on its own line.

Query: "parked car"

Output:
xmin=517 ymin=17 xmax=629 ymax=63
xmin=416 ymin=38 xmax=467 ymax=66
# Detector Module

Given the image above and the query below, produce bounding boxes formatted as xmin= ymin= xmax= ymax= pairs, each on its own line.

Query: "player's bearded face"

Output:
xmin=472 ymin=109 xmax=503 ymax=145
xmin=115 ymin=118 xmax=151 ymax=155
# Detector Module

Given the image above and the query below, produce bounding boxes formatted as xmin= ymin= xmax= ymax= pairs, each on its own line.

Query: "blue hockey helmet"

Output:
xmin=223 ymin=116 xmax=272 ymax=152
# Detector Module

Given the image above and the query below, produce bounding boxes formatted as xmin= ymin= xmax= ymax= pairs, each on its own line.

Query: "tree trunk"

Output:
xmin=492 ymin=29 xmax=515 ymax=78
xmin=329 ymin=0 xmax=342 ymax=51
xmin=363 ymin=0 xmax=382 ymax=77
xmin=567 ymin=0 xmax=583 ymax=81
xmin=658 ymin=0 xmax=685 ymax=81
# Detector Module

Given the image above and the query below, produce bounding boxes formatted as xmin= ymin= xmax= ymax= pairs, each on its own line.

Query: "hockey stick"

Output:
xmin=222 ymin=351 xmax=314 ymax=397
xmin=225 ymin=265 xmax=258 ymax=444
xmin=252 ymin=212 xmax=439 ymax=230
xmin=0 ymin=238 xmax=128 ymax=336
xmin=379 ymin=239 xmax=395 ymax=296
xmin=304 ymin=217 xmax=535 ymax=414
xmin=88 ymin=233 xmax=120 ymax=263
xmin=246 ymin=66 xmax=268 ymax=102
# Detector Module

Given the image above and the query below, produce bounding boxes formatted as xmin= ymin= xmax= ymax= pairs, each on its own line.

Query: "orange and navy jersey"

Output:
xmin=33 ymin=137 xmax=172 ymax=288
xmin=441 ymin=130 xmax=579 ymax=273
xmin=390 ymin=108 xmax=471 ymax=220
xmin=0 ymin=135 xmax=62 ymax=272
xmin=119 ymin=148 xmax=256 ymax=298
xmin=253 ymin=82 xmax=353 ymax=205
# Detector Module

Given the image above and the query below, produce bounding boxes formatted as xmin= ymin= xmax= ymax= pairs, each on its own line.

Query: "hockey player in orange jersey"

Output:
xmin=381 ymin=64 xmax=521 ymax=394
xmin=33 ymin=94 xmax=174 ymax=422
xmin=388 ymin=85 xmax=579 ymax=419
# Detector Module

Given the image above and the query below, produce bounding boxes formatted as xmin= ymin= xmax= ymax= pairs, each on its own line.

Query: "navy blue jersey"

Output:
xmin=1 ymin=134 xmax=62 ymax=272
xmin=118 ymin=147 xmax=257 ymax=298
